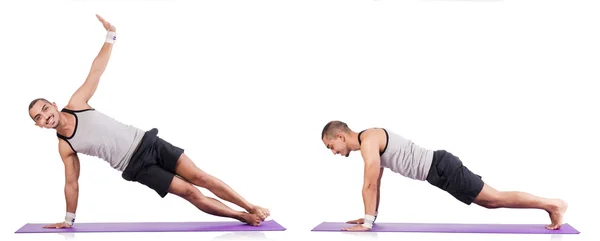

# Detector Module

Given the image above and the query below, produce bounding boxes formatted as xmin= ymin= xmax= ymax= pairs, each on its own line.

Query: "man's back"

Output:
xmin=360 ymin=128 xmax=434 ymax=181
xmin=56 ymin=108 xmax=145 ymax=171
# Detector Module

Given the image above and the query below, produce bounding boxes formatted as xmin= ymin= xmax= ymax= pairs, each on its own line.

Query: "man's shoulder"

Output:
xmin=57 ymin=137 xmax=76 ymax=158
xmin=64 ymin=101 xmax=93 ymax=112
xmin=361 ymin=128 xmax=389 ymax=140
xmin=360 ymin=128 xmax=390 ymax=152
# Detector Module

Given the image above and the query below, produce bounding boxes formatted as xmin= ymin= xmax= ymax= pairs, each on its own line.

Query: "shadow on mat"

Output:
xmin=339 ymin=231 xmax=379 ymax=239
xmin=56 ymin=233 xmax=75 ymax=240
xmin=212 ymin=231 xmax=270 ymax=241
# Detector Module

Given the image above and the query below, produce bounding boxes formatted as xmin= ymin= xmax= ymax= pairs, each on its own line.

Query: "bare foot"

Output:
xmin=240 ymin=212 xmax=263 ymax=226
xmin=546 ymin=199 xmax=568 ymax=230
xmin=249 ymin=205 xmax=270 ymax=220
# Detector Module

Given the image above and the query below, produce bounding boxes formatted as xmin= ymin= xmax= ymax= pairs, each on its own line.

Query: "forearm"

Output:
xmin=376 ymin=187 xmax=381 ymax=212
xmin=375 ymin=168 xmax=383 ymax=213
xmin=362 ymin=185 xmax=378 ymax=216
xmin=362 ymin=164 xmax=380 ymax=217
xmin=89 ymin=42 xmax=114 ymax=74
xmin=64 ymin=182 xmax=79 ymax=214
xmin=204 ymin=177 xmax=253 ymax=212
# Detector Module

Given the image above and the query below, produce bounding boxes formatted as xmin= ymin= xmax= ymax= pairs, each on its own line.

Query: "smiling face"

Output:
xmin=29 ymin=98 xmax=61 ymax=129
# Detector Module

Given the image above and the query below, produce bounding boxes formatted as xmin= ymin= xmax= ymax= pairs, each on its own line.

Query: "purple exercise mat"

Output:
xmin=15 ymin=219 xmax=286 ymax=233
xmin=311 ymin=222 xmax=579 ymax=234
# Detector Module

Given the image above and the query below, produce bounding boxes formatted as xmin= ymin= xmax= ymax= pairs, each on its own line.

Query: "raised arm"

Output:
xmin=43 ymin=139 xmax=81 ymax=229
xmin=68 ymin=14 xmax=117 ymax=109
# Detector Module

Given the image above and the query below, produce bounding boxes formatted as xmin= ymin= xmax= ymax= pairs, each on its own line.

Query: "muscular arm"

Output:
xmin=68 ymin=41 xmax=114 ymax=108
xmin=360 ymin=138 xmax=382 ymax=217
xmin=59 ymin=139 xmax=80 ymax=215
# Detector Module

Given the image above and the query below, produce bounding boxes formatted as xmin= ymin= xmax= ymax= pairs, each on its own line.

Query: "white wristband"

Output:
xmin=105 ymin=31 xmax=116 ymax=44
xmin=362 ymin=214 xmax=375 ymax=229
xmin=65 ymin=212 xmax=76 ymax=225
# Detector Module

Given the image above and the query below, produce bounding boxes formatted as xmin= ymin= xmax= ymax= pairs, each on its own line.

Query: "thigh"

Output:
xmin=136 ymin=165 xmax=176 ymax=198
xmin=173 ymin=153 xmax=212 ymax=186
xmin=154 ymin=137 xmax=185 ymax=173
xmin=472 ymin=183 xmax=501 ymax=205
xmin=427 ymin=150 xmax=484 ymax=205
xmin=426 ymin=150 xmax=459 ymax=189
xmin=446 ymin=165 xmax=485 ymax=205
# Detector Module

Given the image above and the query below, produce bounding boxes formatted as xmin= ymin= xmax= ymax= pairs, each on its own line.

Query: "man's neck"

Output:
xmin=55 ymin=112 xmax=74 ymax=135
xmin=347 ymin=131 xmax=362 ymax=151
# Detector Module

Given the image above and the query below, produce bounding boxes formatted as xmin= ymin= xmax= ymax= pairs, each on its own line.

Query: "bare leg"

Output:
xmin=168 ymin=175 xmax=263 ymax=226
xmin=473 ymin=183 xmax=568 ymax=229
xmin=174 ymin=153 xmax=270 ymax=219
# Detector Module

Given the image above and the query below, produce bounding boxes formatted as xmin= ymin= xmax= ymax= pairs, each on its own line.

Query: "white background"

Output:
xmin=1 ymin=0 xmax=598 ymax=241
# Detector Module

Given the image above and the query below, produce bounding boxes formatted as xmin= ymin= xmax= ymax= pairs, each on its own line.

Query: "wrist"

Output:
xmin=105 ymin=31 xmax=116 ymax=44
xmin=361 ymin=214 xmax=375 ymax=229
xmin=64 ymin=212 xmax=76 ymax=225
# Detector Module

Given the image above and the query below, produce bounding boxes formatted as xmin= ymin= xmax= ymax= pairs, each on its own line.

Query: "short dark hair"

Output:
xmin=29 ymin=98 xmax=50 ymax=110
xmin=28 ymin=98 xmax=51 ymax=121
xmin=321 ymin=120 xmax=350 ymax=139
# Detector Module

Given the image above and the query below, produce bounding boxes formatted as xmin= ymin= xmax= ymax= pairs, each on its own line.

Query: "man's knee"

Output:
xmin=181 ymin=187 xmax=197 ymax=200
xmin=477 ymin=197 xmax=503 ymax=208
xmin=179 ymin=185 xmax=206 ymax=201
xmin=169 ymin=177 xmax=204 ymax=200
xmin=474 ymin=184 xmax=505 ymax=208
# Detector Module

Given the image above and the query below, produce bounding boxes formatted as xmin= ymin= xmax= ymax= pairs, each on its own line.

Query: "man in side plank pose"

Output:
xmin=28 ymin=14 xmax=269 ymax=229
xmin=321 ymin=120 xmax=568 ymax=231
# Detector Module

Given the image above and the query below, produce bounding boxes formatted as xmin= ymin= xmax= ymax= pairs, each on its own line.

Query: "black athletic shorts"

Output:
xmin=426 ymin=150 xmax=484 ymax=205
xmin=122 ymin=128 xmax=184 ymax=198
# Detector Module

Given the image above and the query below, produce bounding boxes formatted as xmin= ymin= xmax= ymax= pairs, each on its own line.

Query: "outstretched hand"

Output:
xmin=96 ymin=14 xmax=116 ymax=32
xmin=43 ymin=222 xmax=72 ymax=229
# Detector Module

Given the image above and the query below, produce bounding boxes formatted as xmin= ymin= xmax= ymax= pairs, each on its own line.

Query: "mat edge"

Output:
xmin=15 ymin=220 xmax=287 ymax=234
xmin=309 ymin=222 xmax=580 ymax=234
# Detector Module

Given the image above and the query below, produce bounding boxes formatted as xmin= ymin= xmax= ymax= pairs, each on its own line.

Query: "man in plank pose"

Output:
xmin=28 ymin=15 xmax=269 ymax=229
xmin=320 ymin=120 xmax=568 ymax=231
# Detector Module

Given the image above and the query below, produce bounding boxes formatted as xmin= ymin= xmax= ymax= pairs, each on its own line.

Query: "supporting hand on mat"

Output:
xmin=346 ymin=218 xmax=365 ymax=224
xmin=342 ymin=224 xmax=371 ymax=231
xmin=42 ymin=221 xmax=72 ymax=229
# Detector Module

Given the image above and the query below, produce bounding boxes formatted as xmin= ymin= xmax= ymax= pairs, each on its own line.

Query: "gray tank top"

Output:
xmin=359 ymin=128 xmax=434 ymax=181
xmin=57 ymin=108 xmax=145 ymax=171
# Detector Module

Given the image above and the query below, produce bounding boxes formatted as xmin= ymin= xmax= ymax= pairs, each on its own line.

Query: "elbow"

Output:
xmin=65 ymin=180 xmax=79 ymax=191
xmin=363 ymin=182 xmax=377 ymax=192
xmin=89 ymin=67 xmax=105 ymax=76
xmin=90 ymin=58 xmax=107 ymax=74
